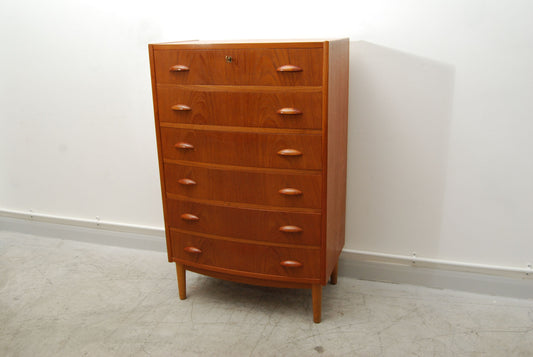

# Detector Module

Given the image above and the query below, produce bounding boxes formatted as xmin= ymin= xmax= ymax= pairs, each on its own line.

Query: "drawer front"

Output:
xmin=160 ymin=128 xmax=322 ymax=170
xmin=171 ymin=232 xmax=321 ymax=279
xmin=167 ymin=199 xmax=321 ymax=246
xmin=157 ymin=88 xmax=322 ymax=129
xmin=164 ymin=163 xmax=322 ymax=209
xmin=153 ymin=48 xmax=323 ymax=86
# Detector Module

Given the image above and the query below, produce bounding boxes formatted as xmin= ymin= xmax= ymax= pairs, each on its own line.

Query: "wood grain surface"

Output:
xmin=166 ymin=198 xmax=321 ymax=246
xmin=153 ymin=48 xmax=323 ymax=86
xmin=160 ymin=127 xmax=322 ymax=170
xmin=171 ymin=231 xmax=321 ymax=279
xmin=163 ymin=162 xmax=322 ymax=209
xmin=156 ymin=87 xmax=322 ymax=129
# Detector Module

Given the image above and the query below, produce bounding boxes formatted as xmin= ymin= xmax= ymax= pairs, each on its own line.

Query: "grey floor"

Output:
xmin=1 ymin=232 xmax=532 ymax=357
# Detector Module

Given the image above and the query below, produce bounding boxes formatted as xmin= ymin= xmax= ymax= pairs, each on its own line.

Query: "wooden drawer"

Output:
xmin=156 ymin=88 xmax=322 ymax=129
xmin=171 ymin=231 xmax=321 ymax=279
xmin=160 ymin=127 xmax=322 ymax=170
xmin=164 ymin=163 xmax=322 ymax=209
xmin=153 ymin=48 xmax=323 ymax=86
xmin=167 ymin=199 xmax=321 ymax=246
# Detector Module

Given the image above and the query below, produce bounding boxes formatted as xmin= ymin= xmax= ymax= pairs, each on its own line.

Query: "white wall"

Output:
xmin=1 ymin=0 xmax=532 ymax=270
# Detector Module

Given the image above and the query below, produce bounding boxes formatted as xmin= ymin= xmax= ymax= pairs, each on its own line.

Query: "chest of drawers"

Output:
xmin=149 ymin=39 xmax=349 ymax=323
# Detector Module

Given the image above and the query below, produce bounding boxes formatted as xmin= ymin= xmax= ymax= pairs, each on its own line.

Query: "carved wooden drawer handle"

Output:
xmin=279 ymin=225 xmax=303 ymax=233
xmin=277 ymin=108 xmax=302 ymax=115
xmin=278 ymin=149 xmax=302 ymax=157
xmin=169 ymin=65 xmax=190 ymax=72
xmin=279 ymin=188 xmax=302 ymax=196
xmin=277 ymin=65 xmax=303 ymax=72
xmin=181 ymin=213 xmax=199 ymax=221
xmin=178 ymin=178 xmax=197 ymax=186
xmin=184 ymin=246 xmax=202 ymax=254
xmin=175 ymin=142 xmax=194 ymax=150
xmin=171 ymin=104 xmax=192 ymax=111
xmin=280 ymin=260 xmax=303 ymax=268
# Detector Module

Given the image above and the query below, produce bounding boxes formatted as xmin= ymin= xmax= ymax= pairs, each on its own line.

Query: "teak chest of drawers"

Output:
xmin=149 ymin=39 xmax=349 ymax=323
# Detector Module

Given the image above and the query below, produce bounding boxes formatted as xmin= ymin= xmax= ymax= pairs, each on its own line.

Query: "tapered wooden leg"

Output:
xmin=176 ymin=263 xmax=186 ymax=300
xmin=312 ymin=284 xmax=322 ymax=323
xmin=330 ymin=262 xmax=338 ymax=285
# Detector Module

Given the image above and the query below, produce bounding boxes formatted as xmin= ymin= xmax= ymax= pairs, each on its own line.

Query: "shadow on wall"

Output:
xmin=345 ymin=41 xmax=455 ymax=257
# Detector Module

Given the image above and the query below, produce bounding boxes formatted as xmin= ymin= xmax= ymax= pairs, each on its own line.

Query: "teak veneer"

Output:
xmin=149 ymin=39 xmax=349 ymax=323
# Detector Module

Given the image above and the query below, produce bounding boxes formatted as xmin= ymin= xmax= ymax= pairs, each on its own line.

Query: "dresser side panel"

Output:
xmin=319 ymin=43 xmax=329 ymax=284
xmin=325 ymin=39 xmax=349 ymax=279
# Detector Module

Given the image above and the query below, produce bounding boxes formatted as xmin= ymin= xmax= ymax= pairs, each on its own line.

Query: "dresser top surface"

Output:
xmin=149 ymin=38 xmax=348 ymax=49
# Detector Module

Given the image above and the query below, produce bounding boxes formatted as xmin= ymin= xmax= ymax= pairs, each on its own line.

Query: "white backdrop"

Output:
xmin=1 ymin=0 xmax=532 ymax=269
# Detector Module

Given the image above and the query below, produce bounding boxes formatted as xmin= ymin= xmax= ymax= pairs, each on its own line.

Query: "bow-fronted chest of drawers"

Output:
xmin=149 ymin=39 xmax=349 ymax=323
